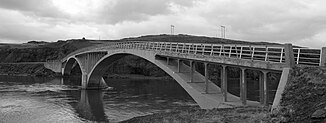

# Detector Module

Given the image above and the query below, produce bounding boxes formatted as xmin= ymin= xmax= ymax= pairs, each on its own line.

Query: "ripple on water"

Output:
xmin=0 ymin=83 xmax=78 ymax=94
xmin=0 ymin=94 xmax=84 ymax=123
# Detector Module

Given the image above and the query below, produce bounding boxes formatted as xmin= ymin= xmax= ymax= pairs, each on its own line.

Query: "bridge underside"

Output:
xmin=58 ymin=49 xmax=286 ymax=109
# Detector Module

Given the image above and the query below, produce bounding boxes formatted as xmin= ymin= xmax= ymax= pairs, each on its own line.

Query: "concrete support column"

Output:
xmin=167 ymin=57 xmax=170 ymax=65
xmin=61 ymin=67 xmax=65 ymax=76
xmin=284 ymin=43 xmax=295 ymax=68
xmin=259 ymin=71 xmax=264 ymax=105
xmin=221 ymin=65 xmax=227 ymax=102
xmin=320 ymin=47 xmax=326 ymax=66
xmin=190 ymin=60 xmax=194 ymax=83
xmin=262 ymin=71 xmax=269 ymax=106
xmin=240 ymin=68 xmax=247 ymax=105
xmin=204 ymin=62 xmax=209 ymax=94
xmin=177 ymin=59 xmax=181 ymax=73
xmin=81 ymin=73 xmax=88 ymax=89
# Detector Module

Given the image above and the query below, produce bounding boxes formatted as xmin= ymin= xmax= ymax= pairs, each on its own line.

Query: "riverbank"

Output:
xmin=271 ymin=66 xmax=326 ymax=123
xmin=122 ymin=106 xmax=271 ymax=123
xmin=0 ymin=64 xmax=60 ymax=77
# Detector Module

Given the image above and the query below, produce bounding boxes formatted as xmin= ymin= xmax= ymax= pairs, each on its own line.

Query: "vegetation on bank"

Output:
xmin=0 ymin=64 xmax=59 ymax=77
xmin=122 ymin=106 xmax=271 ymax=123
xmin=271 ymin=66 xmax=326 ymax=123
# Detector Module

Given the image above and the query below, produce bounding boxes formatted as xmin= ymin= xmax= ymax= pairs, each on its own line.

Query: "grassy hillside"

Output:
xmin=123 ymin=34 xmax=282 ymax=45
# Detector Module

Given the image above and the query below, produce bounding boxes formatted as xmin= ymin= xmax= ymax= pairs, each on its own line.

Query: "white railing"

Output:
xmin=63 ymin=41 xmax=324 ymax=66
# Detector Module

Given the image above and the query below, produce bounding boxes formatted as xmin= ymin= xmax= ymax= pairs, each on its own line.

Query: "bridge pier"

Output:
xmin=259 ymin=70 xmax=269 ymax=106
xmin=240 ymin=68 xmax=247 ymax=105
xmin=221 ymin=65 xmax=228 ymax=102
xmin=204 ymin=62 xmax=209 ymax=94
xmin=177 ymin=59 xmax=181 ymax=73
xmin=190 ymin=60 xmax=194 ymax=83
xmin=81 ymin=73 xmax=88 ymax=89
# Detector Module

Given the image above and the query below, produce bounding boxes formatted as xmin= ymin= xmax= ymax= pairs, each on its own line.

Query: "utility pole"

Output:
xmin=171 ymin=25 xmax=175 ymax=35
xmin=221 ymin=26 xmax=226 ymax=38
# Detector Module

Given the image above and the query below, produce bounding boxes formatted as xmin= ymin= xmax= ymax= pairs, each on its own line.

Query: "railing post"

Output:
xmin=219 ymin=45 xmax=223 ymax=56
xmin=202 ymin=44 xmax=205 ymax=55
xmin=280 ymin=48 xmax=284 ymax=63
xmin=251 ymin=47 xmax=255 ymax=60
xmin=188 ymin=44 xmax=192 ymax=54
xmin=265 ymin=46 xmax=269 ymax=61
xmin=320 ymin=47 xmax=326 ymax=66
xmin=182 ymin=43 xmax=185 ymax=53
xmin=240 ymin=46 xmax=243 ymax=59
xmin=229 ymin=45 xmax=232 ymax=57
xmin=296 ymin=48 xmax=301 ymax=64
xmin=210 ymin=44 xmax=214 ymax=56
xmin=284 ymin=43 xmax=295 ymax=68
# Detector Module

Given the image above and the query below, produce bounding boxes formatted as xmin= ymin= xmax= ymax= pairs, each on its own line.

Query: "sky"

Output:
xmin=0 ymin=0 xmax=325 ymax=48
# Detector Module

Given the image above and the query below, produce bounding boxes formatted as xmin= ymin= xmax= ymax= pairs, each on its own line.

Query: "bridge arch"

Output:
xmin=87 ymin=54 xmax=128 ymax=87
xmin=88 ymin=51 xmax=156 ymax=86
xmin=63 ymin=57 xmax=83 ymax=76
xmin=86 ymin=49 xmax=234 ymax=109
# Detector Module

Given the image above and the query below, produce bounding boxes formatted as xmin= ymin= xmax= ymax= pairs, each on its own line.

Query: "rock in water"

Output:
xmin=311 ymin=109 xmax=326 ymax=119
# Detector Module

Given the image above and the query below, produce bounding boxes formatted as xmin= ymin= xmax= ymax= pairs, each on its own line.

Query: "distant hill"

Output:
xmin=122 ymin=34 xmax=282 ymax=46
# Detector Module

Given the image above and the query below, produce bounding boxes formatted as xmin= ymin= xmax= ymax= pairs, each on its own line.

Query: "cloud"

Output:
xmin=194 ymin=0 xmax=326 ymax=44
xmin=97 ymin=0 xmax=197 ymax=24
xmin=0 ymin=0 xmax=326 ymax=48
xmin=0 ymin=0 xmax=65 ymax=18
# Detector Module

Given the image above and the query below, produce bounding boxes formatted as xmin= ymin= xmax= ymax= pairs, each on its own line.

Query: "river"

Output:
xmin=0 ymin=75 xmax=197 ymax=123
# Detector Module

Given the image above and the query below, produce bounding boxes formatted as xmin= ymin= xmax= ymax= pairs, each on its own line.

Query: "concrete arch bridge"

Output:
xmin=45 ymin=41 xmax=326 ymax=109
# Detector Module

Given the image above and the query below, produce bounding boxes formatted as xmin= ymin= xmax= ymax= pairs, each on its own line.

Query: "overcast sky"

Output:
xmin=0 ymin=0 xmax=325 ymax=48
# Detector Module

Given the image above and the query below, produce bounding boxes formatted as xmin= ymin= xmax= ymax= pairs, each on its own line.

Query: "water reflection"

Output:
xmin=75 ymin=90 xmax=108 ymax=122
xmin=0 ymin=75 xmax=197 ymax=122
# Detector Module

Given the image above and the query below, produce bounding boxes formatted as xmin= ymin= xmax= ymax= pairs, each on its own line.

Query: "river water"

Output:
xmin=0 ymin=75 xmax=197 ymax=123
